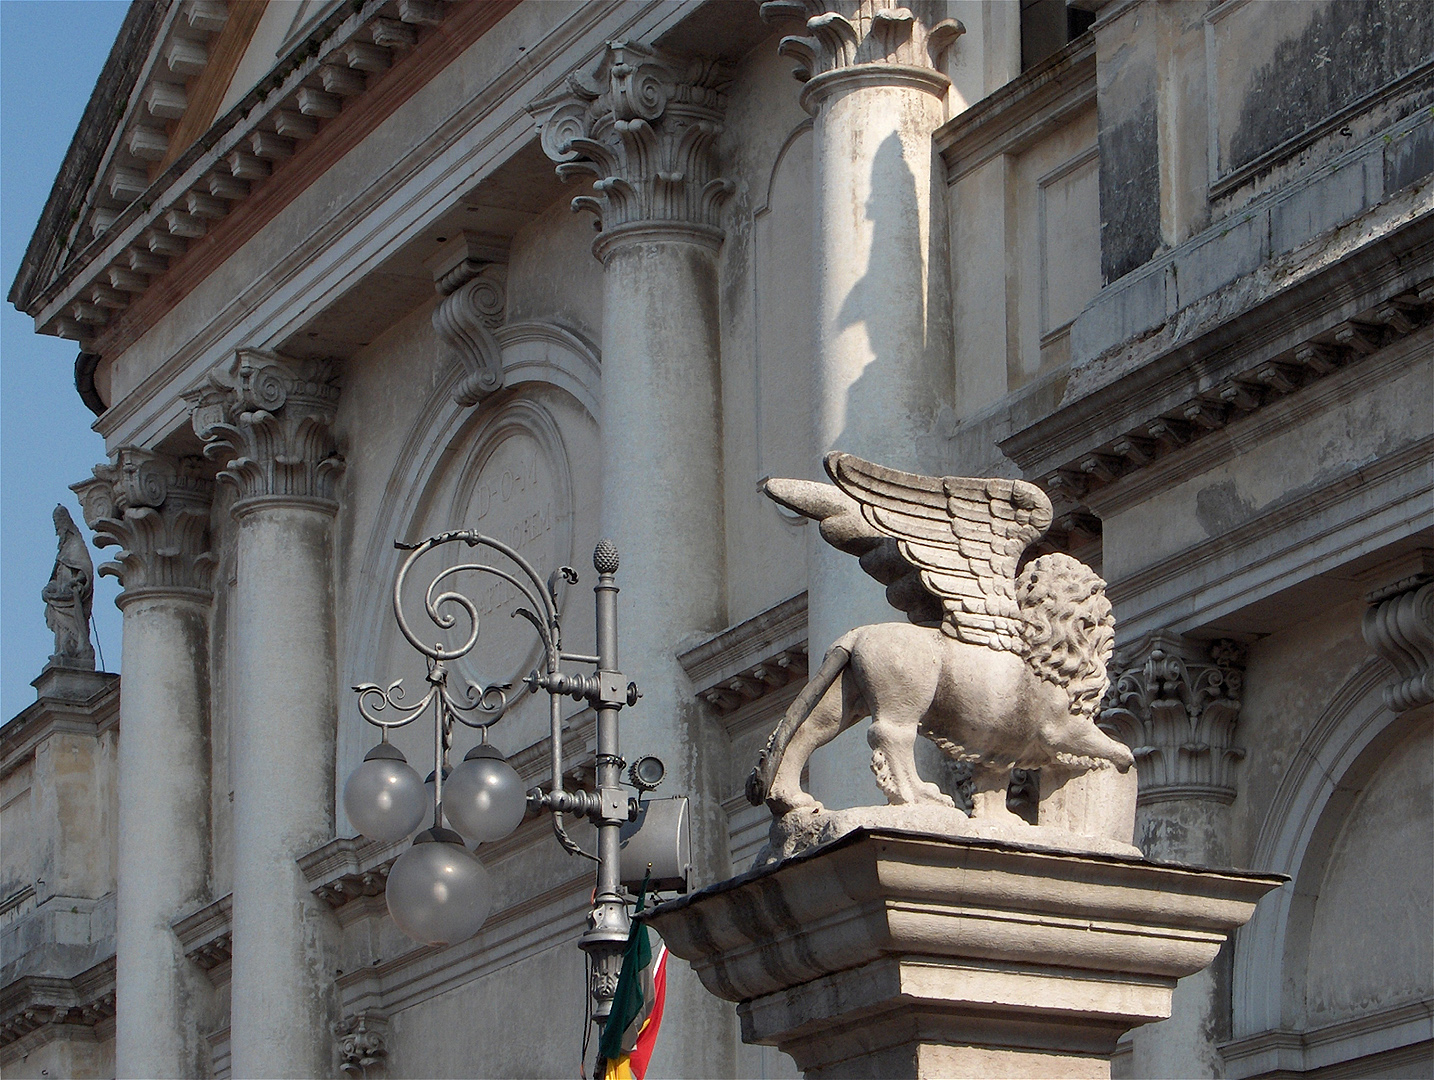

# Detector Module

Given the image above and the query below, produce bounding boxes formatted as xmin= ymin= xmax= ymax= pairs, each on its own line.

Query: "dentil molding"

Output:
xmin=530 ymin=41 xmax=734 ymax=256
xmin=72 ymin=447 xmax=215 ymax=599
xmin=187 ymin=348 xmax=345 ymax=507
xmin=1101 ymin=631 xmax=1247 ymax=804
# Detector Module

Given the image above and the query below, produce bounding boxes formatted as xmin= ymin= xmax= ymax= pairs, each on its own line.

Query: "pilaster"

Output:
xmin=1101 ymin=632 xmax=1247 ymax=808
xmin=1100 ymin=631 xmax=1248 ymax=1078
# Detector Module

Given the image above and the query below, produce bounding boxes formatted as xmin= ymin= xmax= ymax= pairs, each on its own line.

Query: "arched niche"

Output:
xmin=1227 ymin=657 xmax=1433 ymax=1076
xmin=338 ymin=322 xmax=600 ymax=831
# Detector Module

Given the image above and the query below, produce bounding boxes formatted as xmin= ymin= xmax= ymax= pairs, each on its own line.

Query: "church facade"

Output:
xmin=3 ymin=1 xmax=1430 ymax=1077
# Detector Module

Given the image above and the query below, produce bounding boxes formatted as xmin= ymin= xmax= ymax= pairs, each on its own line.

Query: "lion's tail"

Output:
xmin=745 ymin=636 xmax=855 ymax=806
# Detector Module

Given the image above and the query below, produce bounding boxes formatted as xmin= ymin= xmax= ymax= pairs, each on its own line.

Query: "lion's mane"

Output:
xmin=1015 ymin=553 xmax=1115 ymax=720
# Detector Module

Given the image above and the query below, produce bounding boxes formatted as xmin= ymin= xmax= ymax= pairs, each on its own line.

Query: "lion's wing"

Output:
xmin=825 ymin=452 xmax=1053 ymax=650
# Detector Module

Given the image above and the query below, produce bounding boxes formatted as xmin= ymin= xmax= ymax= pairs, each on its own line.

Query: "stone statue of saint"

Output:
xmin=42 ymin=505 xmax=95 ymax=668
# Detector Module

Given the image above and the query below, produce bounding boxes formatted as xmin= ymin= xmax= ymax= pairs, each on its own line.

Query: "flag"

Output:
xmin=598 ymin=880 xmax=669 ymax=1080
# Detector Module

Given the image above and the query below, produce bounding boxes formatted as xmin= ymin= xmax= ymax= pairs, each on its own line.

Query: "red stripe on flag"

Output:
xmin=627 ymin=945 xmax=668 ymax=1080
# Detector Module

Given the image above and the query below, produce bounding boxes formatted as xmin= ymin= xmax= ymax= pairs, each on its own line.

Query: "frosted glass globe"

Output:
xmin=385 ymin=831 xmax=493 ymax=945
xmin=343 ymin=744 xmax=427 ymax=844
xmin=445 ymin=746 xmax=528 ymax=845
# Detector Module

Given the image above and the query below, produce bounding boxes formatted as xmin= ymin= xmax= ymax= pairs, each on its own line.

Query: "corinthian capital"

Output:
xmin=530 ymin=41 xmax=734 ymax=255
xmin=71 ymin=448 xmax=215 ymax=599
xmin=1363 ymin=571 xmax=1433 ymax=713
xmin=187 ymin=349 xmax=345 ymax=507
xmin=1100 ymin=633 xmax=1247 ymax=804
xmin=764 ymin=1 xmax=964 ymax=87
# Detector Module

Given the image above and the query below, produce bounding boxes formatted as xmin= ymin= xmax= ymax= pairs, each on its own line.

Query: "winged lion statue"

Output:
xmin=747 ymin=452 xmax=1134 ymax=824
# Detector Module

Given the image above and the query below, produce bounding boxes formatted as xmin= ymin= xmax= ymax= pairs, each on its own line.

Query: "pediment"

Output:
xmin=9 ymin=0 xmax=465 ymax=346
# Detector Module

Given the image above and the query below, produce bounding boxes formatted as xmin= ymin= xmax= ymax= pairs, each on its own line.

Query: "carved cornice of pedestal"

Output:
xmin=762 ymin=1 xmax=963 ymax=107
xmin=72 ymin=448 xmax=215 ymax=601
xmin=530 ymin=41 xmax=734 ymax=259
xmin=429 ymin=233 xmax=508 ymax=409
xmin=187 ymin=348 xmax=344 ymax=511
xmin=1100 ymin=632 xmax=1247 ymax=805
xmin=1362 ymin=568 xmax=1433 ymax=713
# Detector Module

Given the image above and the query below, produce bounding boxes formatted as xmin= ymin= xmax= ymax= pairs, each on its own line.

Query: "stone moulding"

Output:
xmin=16 ymin=0 xmax=469 ymax=347
xmin=677 ymin=592 xmax=809 ymax=716
xmin=1220 ymin=998 xmax=1434 ymax=1080
xmin=0 ymin=956 xmax=116 ymax=1050
xmin=72 ymin=447 xmax=216 ymax=598
xmin=645 ymin=828 xmax=1284 ymax=1077
xmin=188 ymin=348 xmax=345 ymax=507
xmin=1362 ymin=566 xmax=1434 ymax=713
xmin=1013 ymin=278 xmax=1434 ymax=508
xmin=1000 ymin=186 xmax=1434 ymax=511
xmin=530 ymin=40 xmax=735 ymax=252
xmin=298 ymin=836 xmax=402 ymax=914
xmin=1101 ymin=632 xmax=1247 ymax=804
xmin=173 ymin=893 xmax=233 ymax=984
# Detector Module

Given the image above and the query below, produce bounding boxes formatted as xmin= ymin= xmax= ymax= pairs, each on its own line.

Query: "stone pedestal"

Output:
xmin=646 ymin=828 xmax=1282 ymax=1079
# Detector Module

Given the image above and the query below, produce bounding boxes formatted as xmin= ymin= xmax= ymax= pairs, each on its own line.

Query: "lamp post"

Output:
xmin=343 ymin=530 xmax=676 ymax=1044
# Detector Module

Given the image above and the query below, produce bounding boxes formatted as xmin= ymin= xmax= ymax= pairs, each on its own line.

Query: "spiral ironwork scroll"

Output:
xmin=354 ymin=530 xmax=594 ymax=859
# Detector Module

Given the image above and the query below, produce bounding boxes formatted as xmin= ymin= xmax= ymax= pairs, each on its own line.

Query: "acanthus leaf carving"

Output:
xmin=1362 ymin=571 xmax=1433 ymax=713
xmin=530 ymin=41 xmax=734 ymax=252
xmin=71 ymin=448 xmax=215 ymax=597
xmin=432 ymin=263 xmax=506 ymax=408
xmin=333 ymin=1012 xmax=388 ymax=1077
xmin=187 ymin=348 xmax=344 ymax=505
xmin=767 ymin=1 xmax=964 ymax=84
xmin=1100 ymin=632 xmax=1247 ymax=804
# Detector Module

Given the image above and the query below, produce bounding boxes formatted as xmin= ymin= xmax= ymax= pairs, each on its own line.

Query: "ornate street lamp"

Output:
xmin=342 ymin=530 xmax=686 ymax=1033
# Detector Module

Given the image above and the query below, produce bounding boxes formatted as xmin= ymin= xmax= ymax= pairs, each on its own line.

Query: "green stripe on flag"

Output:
xmin=599 ymin=873 xmax=652 ymax=1062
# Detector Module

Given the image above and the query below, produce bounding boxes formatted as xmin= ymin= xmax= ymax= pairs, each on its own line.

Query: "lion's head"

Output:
xmin=1015 ymin=553 xmax=1114 ymax=719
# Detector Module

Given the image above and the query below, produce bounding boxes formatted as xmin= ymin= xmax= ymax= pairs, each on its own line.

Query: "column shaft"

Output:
xmin=115 ymin=593 xmax=213 ymax=1079
xmin=806 ymin=74 xmax=953 ymax=809
xmin=599 ymin=236 xmax=736 ymax=1080
xmin=228 ymin=503 xmax=338 ymax=1078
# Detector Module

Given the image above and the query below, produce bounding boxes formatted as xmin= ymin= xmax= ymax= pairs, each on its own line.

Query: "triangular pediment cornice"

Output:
xmin=9 ymin=0 xmax=486 ymax=352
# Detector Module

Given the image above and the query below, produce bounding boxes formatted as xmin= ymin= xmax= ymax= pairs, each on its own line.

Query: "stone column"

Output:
xmin=73 ymin=448 xmax=216 ymax=1080
xmin=189 ymin=350 xmax=345 ymax=1078
xmin=773 ymin=1 xmax=962 ymax=808
xmin=1101 ymin=632 xmax=1247 ymax=1078
xmin=532 ymin=42 xmax=738 ymax=1078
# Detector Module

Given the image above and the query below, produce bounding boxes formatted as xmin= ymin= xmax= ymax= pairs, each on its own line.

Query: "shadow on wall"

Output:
xmin=830 ymin=130 xmax=951 ymax=470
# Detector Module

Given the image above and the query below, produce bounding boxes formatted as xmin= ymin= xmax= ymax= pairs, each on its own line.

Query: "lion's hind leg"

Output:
xmin=869 ymin=714 xmax=955 ymax=808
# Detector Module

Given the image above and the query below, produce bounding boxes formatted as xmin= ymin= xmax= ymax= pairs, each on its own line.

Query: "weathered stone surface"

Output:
xmin=751 ymin=453 xmax=1136 ymax=854
xmin=647 ymin=829 xmax=1283 ymax=1078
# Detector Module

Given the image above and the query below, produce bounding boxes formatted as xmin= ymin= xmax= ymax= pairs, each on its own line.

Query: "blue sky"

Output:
xmin=2 ymin=1 xmax=129 ymax=717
